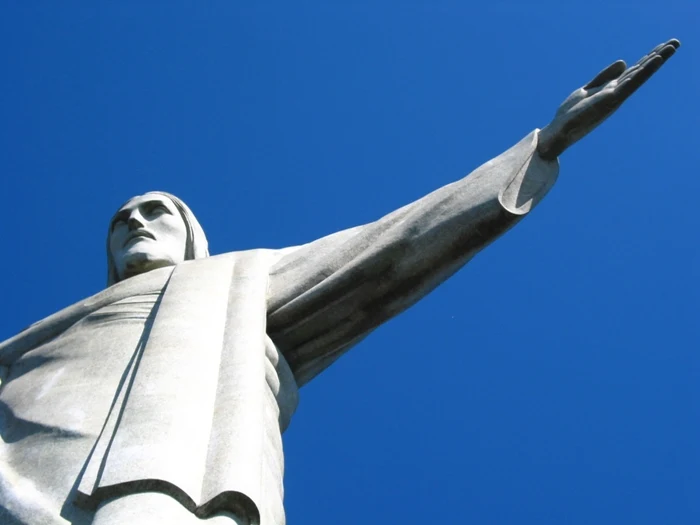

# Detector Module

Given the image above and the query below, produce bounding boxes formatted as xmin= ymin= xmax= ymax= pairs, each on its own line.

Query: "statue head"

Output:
xmin=107 ymin=191 xmax=209 ymax=285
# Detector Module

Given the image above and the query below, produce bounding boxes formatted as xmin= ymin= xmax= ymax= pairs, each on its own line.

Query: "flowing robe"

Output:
xmin=0 ymin=131 xmax=558 ymax=524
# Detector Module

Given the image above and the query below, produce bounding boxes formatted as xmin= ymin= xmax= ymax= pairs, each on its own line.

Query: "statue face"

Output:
xmin=109 ymin=194 xmax=188 ymax=281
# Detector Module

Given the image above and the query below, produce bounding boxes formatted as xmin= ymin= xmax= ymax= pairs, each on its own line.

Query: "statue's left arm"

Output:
xmin=267 ymin=40 xmax=679 ymax=386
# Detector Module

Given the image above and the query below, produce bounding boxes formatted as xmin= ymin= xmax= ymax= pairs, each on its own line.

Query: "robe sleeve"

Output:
xmin=267 ymin=130 xmax=559 ymax=386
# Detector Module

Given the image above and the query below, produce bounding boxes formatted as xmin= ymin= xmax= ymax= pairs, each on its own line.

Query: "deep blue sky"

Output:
xmin=1 ymin=3 xmax=698 ymax=524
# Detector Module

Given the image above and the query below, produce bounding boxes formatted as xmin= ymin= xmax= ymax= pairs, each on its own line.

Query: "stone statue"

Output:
xmin=0 ymin=40 xmax=680 ymax=525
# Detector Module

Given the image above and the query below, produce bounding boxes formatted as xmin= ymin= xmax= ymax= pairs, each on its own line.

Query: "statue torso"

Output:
xmin=0 ymin=252 xmax=298 ymax=524
xmin=0 ymin=290 xmax=163 ymax=522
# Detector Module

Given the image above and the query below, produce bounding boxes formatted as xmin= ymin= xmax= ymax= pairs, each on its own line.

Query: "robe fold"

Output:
xmin=0 ymin=130 xmax=558 ymax=524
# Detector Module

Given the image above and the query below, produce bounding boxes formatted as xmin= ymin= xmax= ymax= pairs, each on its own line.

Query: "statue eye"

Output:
xmin=110 ymin=217 xmax=127 ymax=231
xmin=146 ymin=204 xmax=170 ymax=216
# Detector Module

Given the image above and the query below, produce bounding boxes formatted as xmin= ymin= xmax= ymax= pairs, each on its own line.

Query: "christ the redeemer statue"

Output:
xmin=0 ymin=40 xmax=679 ymax=525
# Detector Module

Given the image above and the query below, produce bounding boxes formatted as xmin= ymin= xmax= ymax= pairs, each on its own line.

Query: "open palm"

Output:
xmin=537 ymin=39 xmax=680 ymax=160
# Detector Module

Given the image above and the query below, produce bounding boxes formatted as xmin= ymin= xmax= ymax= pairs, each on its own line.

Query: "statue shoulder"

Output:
xmin=0 ymin=267 xmax=173 ymax=365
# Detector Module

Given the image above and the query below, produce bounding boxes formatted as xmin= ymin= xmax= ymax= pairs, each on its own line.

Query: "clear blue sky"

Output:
xmin=1 ymin=3 xmax=698 ymax=524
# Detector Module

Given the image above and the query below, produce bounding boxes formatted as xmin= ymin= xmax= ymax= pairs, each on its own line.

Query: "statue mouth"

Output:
xmin=123 ymin=230 xmax=156 ymax=247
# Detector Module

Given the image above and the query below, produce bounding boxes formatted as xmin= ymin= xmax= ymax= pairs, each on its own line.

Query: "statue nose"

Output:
xmin=127 ymin=216 xmax=144 ymax=230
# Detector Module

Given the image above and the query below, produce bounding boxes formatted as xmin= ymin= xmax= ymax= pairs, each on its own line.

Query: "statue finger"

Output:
xmin=641 ymin=40 xmax=680 ymax=66
xmin=614 ymin=55 xmax=664 ymax=100
xmin=658 ymin=42 xmax=678 ymax=60
xmin=617 ymin=64 xmax=641 ymax=84
xmin=639 ymin=43 xmax=678 ymax=67
xmin=618 ymin=43 xmax=677 ymax=85
xmin=636 ymin=43 xmax=675 ymax=69
xmin=633 ymin=42 xmax=665 ymax=66
xmin=585 ymin=60 xmax=627 ymax=89
xmin=628 ymin=39 xmax=680 ymax=70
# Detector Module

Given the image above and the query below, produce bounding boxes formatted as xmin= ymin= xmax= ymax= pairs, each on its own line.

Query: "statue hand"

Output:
xmin=537 ymin=39 xmax=680 ymax=160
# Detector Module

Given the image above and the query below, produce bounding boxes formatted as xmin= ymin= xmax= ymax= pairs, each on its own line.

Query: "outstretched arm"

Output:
xmin=268 ymin=131 xmax=557 ymax=385
xmin=267 ymin=40 xmax=680 ymax=386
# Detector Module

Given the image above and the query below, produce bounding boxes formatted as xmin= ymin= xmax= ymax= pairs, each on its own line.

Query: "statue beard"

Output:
xmin=120 ymin=250 xmax=175 ymax=280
